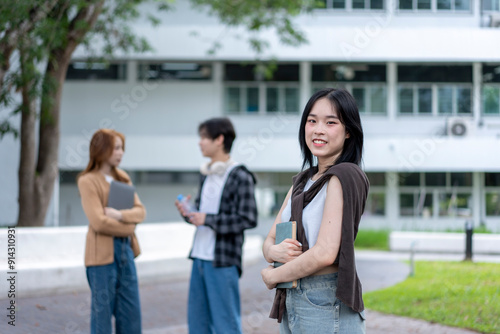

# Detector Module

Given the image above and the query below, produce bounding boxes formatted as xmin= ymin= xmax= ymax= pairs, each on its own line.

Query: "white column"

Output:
xmin=44 ymin=176 xmax=60 ymax=226
xmin=300 ymin=61 xmax=311 ymax=110
xmin=387 ymin=62 xmax=397 ymax=121
xmin=259 ymin=82 xmax=266 ymax=115
xmin=472 ymin=171 xmax=482 ymax=228
xmin=473 ymin=62 xmax=482 ymax=125
xmin=386 ymin=171 xmax=399 ymax=229
xmin=128 ymin=60 xmax=137 ymax=84
xmin=213 ymin=62 xmax=224 ymax=115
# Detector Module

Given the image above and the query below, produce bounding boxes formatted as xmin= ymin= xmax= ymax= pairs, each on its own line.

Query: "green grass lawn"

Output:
xmin=354 ymin=229 xmax=390 ymax=250
xmin=364 ymin=261 xmax=500 ymax=334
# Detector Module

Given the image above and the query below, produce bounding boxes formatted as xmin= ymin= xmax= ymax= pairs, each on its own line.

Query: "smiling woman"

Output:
xmin=261 ymin=88 xmax=369 ymax=333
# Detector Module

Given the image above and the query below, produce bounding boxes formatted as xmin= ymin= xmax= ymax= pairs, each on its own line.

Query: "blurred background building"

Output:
xmin=1 ymin=0 xmax=500 ymax=232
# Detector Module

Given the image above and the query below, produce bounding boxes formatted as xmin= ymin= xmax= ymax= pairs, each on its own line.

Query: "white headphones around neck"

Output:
xmin=200 ymin=159 xmax=236 ymax=176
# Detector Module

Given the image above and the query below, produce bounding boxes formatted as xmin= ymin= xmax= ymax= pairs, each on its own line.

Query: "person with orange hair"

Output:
xmin=77 ymin=129 xmax=146 ymax=334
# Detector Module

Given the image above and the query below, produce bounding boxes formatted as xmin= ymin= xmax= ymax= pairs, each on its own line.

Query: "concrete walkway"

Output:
xmin=2 ymin=249 xmax=491 ymax=334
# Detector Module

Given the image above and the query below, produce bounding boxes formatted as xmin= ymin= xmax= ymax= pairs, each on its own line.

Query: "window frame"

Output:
xmin=317 ymin=0 xmax=386 ymax=10
xmin=482 ymin=0 xmax=500 ymax=11
xmin=311 ymin=83 xmax=388 ymax=115
xmin=66 ymin=62 xmax=127 ymax=81
xmin=224 ymin=82 xmax=300 ymax=115
xmin=482 ymin=84 xmax=500 ymax=115
xmin=397 ymin=83 xmax=472 ymax=116
xmin=397 ymin=0 xmax=472 ymax=12
xmin=136 ymin=62 xmax=213 ymax=81
xmin=398 ymin=172 xmax=473 ymax=218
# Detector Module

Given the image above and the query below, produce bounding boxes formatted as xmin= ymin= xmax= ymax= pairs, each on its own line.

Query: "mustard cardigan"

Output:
xmin=78 ymin=169 xmax=146 ymax=267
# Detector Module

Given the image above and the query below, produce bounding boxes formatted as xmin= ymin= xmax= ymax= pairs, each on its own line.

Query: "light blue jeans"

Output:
xmin=188 ymin=258 xmax=242 ymax=334
xmin=86 ymin=237 xmax=141 ymax=334
xmin=280 ymin=272 xmax=366 ymax=334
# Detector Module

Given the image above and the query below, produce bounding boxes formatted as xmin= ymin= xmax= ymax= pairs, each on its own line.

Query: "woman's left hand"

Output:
xmin=261 ymin=265 xmax=277 ymax=290
xmin=104 ymin=207 xmax=123 ymax=221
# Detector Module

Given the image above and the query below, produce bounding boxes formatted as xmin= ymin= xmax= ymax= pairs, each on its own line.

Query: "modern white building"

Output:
xmin=2 ymin=0 xmax=500 ymax=232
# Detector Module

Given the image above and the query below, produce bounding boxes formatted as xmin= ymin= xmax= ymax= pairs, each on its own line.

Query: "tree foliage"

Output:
xmin=0 ymin=0 xmax=310 ymax=226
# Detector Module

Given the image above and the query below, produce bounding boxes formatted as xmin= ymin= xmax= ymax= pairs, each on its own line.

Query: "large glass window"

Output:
xmin=254 ymin=172 xmax=297 ymax=217
xmin=437 ymin=86 xmax=472 ymax=115
xmin=418 ymin=0 xmax=432 ymax=9
xmin=399 ymin=65 xmax=472 ymax=83
xmin=483 ymin=86 xmax=500 ymax=114
xmin=333 ymin=0 xmax=346 ymax=8
xmin=66 ymin=62 xmax=127 ymax=81
xmin=482 ymin=65 xmax=500 ymax=115
xmin=318 ymin=0 xmax=384 ymax=9
xmin=485 ymin=192 xmax=500 ymax=216
xmin=398 ymin=65 xmax=472 ymax=116
xmin=398 ymin=0 xmax=471 ymax=11
xmin=224 ymin=64 xmax=300 ymax=114
xmin=313 ymin=64 xmax=387 ymax=115
xmin=485 ymin=173 xmax=500 ymax=216
xmin=224 ymin=85 xmax=260 ymax=113
xmin=365 ymin=172 xmax=387 ymax=217
xmin=137 ymin=62 xmax=212 ymax=81
xmin=483 ymin=0 xmax=500 ymax=11
xmin=366 ymin=193 xmax=386 ymax=215
xmin=399 ymin=172 xmax=472 ymax=218
xmin=438 ymin=193 xmax=472 ymax=217
xmin=399 ymin=88 xmax=413 ymax=114
xmin=418 ymin=88 xmax=432 ymax=114
xmin=399 ymin=192 xmax=433 ymax=217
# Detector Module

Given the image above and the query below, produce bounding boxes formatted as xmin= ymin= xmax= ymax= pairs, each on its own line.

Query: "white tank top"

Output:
xmin=280 ymin=178 xmax=328 ymax=248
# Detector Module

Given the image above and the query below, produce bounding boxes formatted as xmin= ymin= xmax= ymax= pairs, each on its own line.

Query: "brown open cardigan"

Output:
xmin=270 ymin=162 xmax=369 ymax=322
xmin=78 ymin=169 xmax=146 ymax=267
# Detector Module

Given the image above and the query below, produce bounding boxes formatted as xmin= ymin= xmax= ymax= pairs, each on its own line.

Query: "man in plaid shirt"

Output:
xmin=175 ymin=117 xmax=257 ymax=334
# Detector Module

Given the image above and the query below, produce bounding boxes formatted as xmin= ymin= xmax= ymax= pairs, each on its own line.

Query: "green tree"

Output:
xmin=0 ymin=0 xmax=315 ymax=226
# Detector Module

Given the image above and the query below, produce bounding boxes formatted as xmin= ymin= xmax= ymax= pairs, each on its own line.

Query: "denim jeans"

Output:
xmin=188 ymin=258 xmax=242 ymax=334
xmin=86 ymin=237 xmax=141 ymax=334
xmin=280 ymin=272 xmax=366 ymax=334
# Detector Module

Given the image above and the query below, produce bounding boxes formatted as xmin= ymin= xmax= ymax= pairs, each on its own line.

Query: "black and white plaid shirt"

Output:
xmin=191 ymin=165 xmax=258 ymax=276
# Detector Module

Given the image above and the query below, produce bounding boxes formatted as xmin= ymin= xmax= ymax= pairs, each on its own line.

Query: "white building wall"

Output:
xmin=2 ymin=0 xmax=500 ymax=230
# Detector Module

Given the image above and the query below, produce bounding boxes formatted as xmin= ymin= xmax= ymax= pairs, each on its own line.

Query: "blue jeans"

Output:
xmin=86 ymin=237 xmax=141 ymax=334
xmin=188 ymin=258 xmax=242 ymax=334
xmin=280 ymin=272 xmax=366 ymax=334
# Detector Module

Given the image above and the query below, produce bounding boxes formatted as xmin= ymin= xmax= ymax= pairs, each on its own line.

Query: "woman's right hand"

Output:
xmin=270 ymin=239 xmax=303 ymax=263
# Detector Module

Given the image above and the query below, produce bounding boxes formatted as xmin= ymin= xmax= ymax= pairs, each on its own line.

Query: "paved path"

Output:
xmin=1 ymin=250 xmax=485 ymax=334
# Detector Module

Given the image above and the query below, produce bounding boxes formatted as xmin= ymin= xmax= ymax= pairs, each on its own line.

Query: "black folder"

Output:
xmin=107 ymin=180 xmax=135 ymax=210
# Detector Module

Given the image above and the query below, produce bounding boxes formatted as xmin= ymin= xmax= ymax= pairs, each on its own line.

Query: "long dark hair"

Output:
xmin=298 ymin=88 xmax=364 ymax=170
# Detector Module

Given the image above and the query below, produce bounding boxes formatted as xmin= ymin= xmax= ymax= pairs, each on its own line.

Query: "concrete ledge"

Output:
xmin=0 ymin=223 xmax=263 ymax=299
xmin=390 ymin=231 xmax=500 ymax=254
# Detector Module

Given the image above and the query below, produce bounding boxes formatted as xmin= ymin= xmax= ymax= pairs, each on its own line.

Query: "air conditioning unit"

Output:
xmin=447 ymin=117 xmax=474 ymax=137
xmin=490 ymin=13 xmax=500 ymax=28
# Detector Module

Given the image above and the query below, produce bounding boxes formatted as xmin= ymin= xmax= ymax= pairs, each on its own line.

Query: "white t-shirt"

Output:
xmin=280 ymin=178 xmax=328 ymax=248
xmin=191 ymin=162 xmax=239 ymax=260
